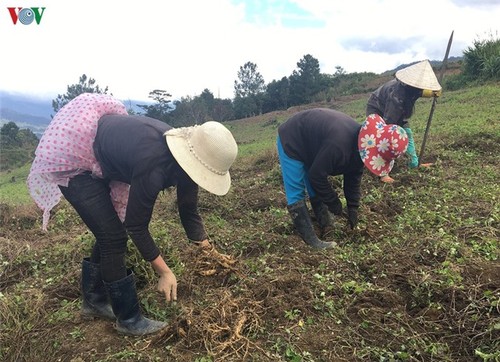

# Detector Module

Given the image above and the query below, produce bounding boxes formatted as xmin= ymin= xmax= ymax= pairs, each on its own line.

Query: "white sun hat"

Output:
xmin=165 ymin=121 xmax=238 ymax=196
xmin=395 ymin=60 xmax=442 ymax=91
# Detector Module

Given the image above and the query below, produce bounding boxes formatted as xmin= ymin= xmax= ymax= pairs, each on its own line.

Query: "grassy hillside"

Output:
xmin=0 ymin=163 xmax=32 ymax=205
xmin=0 ymin=83 xmax=499 ymax=361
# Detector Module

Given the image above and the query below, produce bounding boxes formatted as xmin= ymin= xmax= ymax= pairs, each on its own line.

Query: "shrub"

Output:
xmin=462 ymin=32 xmax=500 ymax=81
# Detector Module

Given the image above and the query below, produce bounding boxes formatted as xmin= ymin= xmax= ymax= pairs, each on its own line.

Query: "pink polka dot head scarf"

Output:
xmin=358 ymin=114 xmax=409 ymax=177
xmin=27 ymin=93 xmax=129 ymax=230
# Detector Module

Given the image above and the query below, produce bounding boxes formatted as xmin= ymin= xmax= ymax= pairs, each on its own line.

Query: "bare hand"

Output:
xmin=157 ymin=270 xmax=177 ymax=302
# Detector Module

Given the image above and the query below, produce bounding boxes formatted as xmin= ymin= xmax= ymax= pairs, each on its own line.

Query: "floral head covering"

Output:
xmin=358 ymin=114 xmax=409 ymax=177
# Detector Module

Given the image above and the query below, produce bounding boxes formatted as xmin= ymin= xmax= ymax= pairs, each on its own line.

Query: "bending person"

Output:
xmin=366 ymin=60 xmax=441 ymax=183
xmin=277 ymin=108 xmax=409 ymax=249
xmin=27 ymin=93 xmax=238 ymax=336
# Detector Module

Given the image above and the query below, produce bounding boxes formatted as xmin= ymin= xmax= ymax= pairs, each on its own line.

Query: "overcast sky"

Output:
xmin=1 ymin=0 xmax=499 ymax=102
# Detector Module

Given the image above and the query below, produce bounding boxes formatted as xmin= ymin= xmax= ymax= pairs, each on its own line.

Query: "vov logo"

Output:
xmin=7 ymin=7 xmax=46 ymax=25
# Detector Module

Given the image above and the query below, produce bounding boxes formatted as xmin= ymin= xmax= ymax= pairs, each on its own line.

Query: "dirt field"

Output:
xmin=1 ymin=89 xmax=499 ymax=361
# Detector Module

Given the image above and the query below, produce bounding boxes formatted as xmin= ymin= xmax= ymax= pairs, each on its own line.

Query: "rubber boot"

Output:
xmin=81 ymin=258 xmax=115 ymax=320
xmin=287 ymin=200 xmax=336 ymax=249
xmin=105 ymin=271 xmax=167 ymax=336
xmin=309 ymin=196 xmax=332 ymax=229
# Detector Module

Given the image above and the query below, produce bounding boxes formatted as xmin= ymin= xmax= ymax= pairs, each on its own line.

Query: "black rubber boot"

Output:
xmin=309 ymin=196 xmax=332 ymax=229
xmin=105 ymin=271 xmax=167 ymax=336
xmin=81 ymin=258 xmax=115 ymax=320
xmin=287 ymin=200 xmax=336 ymax=249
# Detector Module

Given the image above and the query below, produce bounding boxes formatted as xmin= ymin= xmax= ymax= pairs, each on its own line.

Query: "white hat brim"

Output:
xmin=166 ymin=131 xmax=231 ymax=196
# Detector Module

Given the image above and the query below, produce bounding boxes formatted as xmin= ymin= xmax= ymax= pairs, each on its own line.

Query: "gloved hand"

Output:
xmin=328 ymin=198 xmax=343 ymax=215
xmin=408 ymin=156 xmax=419 ymax=169
xmin=422 ymin=89 xmax=442 ymax=98
xmin=404 ymin=127 xmax=419 ymax=169
xmin=347 ymin=207 xmax=358 ymax=229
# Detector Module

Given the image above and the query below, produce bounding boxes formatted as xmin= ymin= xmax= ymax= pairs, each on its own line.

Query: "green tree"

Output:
xmin=196 ymin=89 xmax=234 ymax=121
xmin=212 ymin=98 xmax=235 ymax=122
xmin=233 ymin=61 xmax=266 ymax=118
xmin=170 ymin=89 xmax=235 ymax=127
xmin=234 ymin=61 xmax=266 ymax=98
xmin=288 ymin=54 xmax=322 ymax=106
xmin=0 ymin=122 xmax=38 ymax=170
xmin=17 ymin=128 xmax=39 ymax=147
xmin=170 ymin=95 xmax=209 ymax=127
xmin=52 ymin=74 xmax=109 ymax=115
xmin=0 ymin=121 xmax=20 ymax=147
xmin=262 ymin=77 xmax=290 ymax=113
xmin=199 ymin=89 xmax=215 ymax=111
xmin=233 ymin=96 xmax=259 ymax=119
xmin=137 ymin=89 xmax=173 ymax=123
xmin=334 ymin=65 xmax=346 ymax=76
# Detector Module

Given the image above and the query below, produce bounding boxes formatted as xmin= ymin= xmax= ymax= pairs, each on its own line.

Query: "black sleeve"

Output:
xmin=308 ymin=146 xmax=341 ymax=209
xmin=343 ymin=168 xmax=363 ymax=208
xmin=124 ymin=170 xmax=163 ymax=262
xmin=383 ymin=90 xmax=406 ymax=126
xmin=176 ymin=172 xmax=208 ymax=242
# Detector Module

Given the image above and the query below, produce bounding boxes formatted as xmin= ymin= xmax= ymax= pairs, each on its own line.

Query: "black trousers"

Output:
xmin=59 ymin=172 xmax=128 ymax=282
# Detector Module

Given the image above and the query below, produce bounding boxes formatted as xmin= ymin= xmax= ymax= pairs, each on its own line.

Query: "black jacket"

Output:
xmin=366 ymin=79 xmax=409 ymax=127
xmin=93 ymin=115 xmax=207 ymax=261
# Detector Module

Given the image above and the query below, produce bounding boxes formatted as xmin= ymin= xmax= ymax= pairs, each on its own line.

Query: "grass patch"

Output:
xmin=0 ymin=163 xmax=33 ymax=205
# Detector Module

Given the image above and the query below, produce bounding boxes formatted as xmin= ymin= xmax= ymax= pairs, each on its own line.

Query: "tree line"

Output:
xmin=51 ymin=54 xmax=382 ymax=128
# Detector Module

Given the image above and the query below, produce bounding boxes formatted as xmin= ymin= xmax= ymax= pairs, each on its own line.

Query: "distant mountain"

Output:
xmin=385 ymin=56 xmax=463 ymax=74
xmin=0 ymin=103 xmax=52 ymax=126
xmin=0 ymin=92 xmax=52 ymax=137
xmin=0 ymin=91 xmax=52 ymax=123
xmin=0 ymin=110 xmax=50 ymax=138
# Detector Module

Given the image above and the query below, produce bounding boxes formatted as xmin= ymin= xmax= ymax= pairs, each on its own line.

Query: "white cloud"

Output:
xmin=1 ymin=0 xmax=499 ymax=103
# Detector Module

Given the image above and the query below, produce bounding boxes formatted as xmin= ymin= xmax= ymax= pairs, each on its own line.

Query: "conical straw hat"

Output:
xmin=395 ymin=60 xmax=442 ymax=91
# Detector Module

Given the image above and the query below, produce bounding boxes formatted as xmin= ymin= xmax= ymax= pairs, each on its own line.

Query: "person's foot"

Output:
xmin=380 ymin=175 xmax=395 ymax=183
